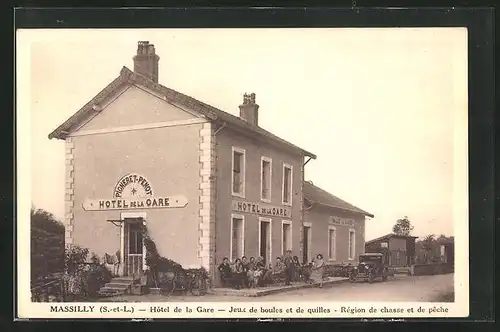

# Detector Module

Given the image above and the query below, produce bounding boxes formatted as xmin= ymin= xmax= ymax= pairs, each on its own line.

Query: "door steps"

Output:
xmin=98 ymin=276 xmax=139 ymax=297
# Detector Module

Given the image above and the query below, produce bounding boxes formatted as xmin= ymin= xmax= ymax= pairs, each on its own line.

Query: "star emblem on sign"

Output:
xmin=131 ymin=187 xmax=137 ymax=195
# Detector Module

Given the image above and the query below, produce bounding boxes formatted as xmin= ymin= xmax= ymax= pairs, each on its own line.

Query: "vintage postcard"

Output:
xmin=17 ymin=27 xmax=469 ymax=319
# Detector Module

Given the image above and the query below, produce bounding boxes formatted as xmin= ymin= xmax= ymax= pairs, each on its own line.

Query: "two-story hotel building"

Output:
xmin=49 ymin=41 xmax=373 ymax=286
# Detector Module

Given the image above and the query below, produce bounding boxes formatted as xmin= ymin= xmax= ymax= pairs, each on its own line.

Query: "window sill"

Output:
xmin=282 ymin=201 xmax=292 ymax=207
xmin=232 ymin=192 xmax=246 ymax=199
xmin=261 ymin=197 xmax=271 ymax=203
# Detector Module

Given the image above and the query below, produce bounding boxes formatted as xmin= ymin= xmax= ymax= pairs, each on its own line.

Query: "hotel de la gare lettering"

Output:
xmin=49 ymin=41 xmax=373 ymax=286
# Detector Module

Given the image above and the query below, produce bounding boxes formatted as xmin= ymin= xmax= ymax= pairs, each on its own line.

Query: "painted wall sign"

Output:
xmin=113 ymin=173 xmax=153 ymax=198
xmin=329 ymin=216 xmax=355 ymax=226
xmin=232 ymin=200 xmax=292 ymax=218
xmin=82 ymin=196 xmax=188 ymax=211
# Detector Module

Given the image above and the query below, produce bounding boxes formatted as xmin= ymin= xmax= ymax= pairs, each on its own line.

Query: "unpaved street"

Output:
xmin=108 ymin=273 xmax=454 ymax=303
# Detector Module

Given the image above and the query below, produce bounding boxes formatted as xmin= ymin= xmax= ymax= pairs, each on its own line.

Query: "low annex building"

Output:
xmin=49 ymin=41 xmax=373 ymax=286
xmin=303 ymin=181 xmax=374 ymax=265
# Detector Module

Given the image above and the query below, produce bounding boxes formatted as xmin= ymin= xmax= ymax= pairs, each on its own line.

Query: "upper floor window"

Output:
xmin=232 ymin=147 xmax=246 ymax=197
xmin=282 ymin=163 xmax=293 ymax=205
xmin=261 ymin=157 xmax=272 ymax=202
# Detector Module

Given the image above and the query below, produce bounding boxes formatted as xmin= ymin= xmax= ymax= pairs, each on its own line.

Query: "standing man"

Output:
xmin=283 ymin=250 xmax=294 ymax=285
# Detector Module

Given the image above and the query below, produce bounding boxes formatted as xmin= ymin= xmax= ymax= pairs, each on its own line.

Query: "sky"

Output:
xmin=19 ymin=28 xmax=468 ymax=241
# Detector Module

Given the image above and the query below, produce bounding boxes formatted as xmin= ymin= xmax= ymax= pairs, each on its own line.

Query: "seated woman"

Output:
xmin=273 ymin=257 xmax=286 ymax=276
xmin=217 ymin=257 xmax=232 ymax=287
xmin=253 ymin=256 xmax=270 ymax=287
xmin=231 ymin=258 xmax=246 ymax=290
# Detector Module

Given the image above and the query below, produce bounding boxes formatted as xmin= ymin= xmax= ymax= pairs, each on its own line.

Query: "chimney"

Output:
xmin=133 ymin=41 xmax=160 ymax=83
xmin=239 ymin=93 xmax=259 ymax=126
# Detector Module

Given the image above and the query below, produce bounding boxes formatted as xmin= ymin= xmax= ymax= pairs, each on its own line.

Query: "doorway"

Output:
xmin=302 ymin=225 xmax=311 ymax=264
xmin=259 ymin=219 xmax=271 ymax=266
xmin=122 ymin=217 xmax=145 ymax=278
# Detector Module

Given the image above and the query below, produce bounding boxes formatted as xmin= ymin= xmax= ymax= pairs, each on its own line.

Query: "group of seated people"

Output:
xmin=217 ymin=250 xmax=323 ymax=289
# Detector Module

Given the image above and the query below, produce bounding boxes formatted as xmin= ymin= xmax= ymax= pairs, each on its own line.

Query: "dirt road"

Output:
xmin=108 ymin=273 xmax=454 ymax=303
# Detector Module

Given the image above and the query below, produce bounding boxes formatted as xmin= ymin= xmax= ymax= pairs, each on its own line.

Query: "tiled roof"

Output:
xmin=365 ymin=233 xmax=418 ymax=245
xmin=48 ymin=67 xmax=316 ymax=159
xmin=303 ymin=181 xmax=374 ymax=218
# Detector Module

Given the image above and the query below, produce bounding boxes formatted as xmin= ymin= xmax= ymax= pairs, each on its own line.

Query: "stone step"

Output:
xmin=98 ymin=289 xmax=125 ymax=297
xmin=104 ymin=282 xmax=131 ymax=289
xmin=99 ymin=286 xmax=128 ymax=293
xmin=102 ymin=285 xmax=131 ymax=291
xmin=111 ymin=277 xmax=136 ymax=283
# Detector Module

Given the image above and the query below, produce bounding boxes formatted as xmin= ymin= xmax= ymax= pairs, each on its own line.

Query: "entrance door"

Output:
xmin=124 ymin=220 xmax=144 ymax=278
xmin=302 ymin=226 xmax=310 ymax=264
xmin=260 ymin=220 xmax=271 ymax=266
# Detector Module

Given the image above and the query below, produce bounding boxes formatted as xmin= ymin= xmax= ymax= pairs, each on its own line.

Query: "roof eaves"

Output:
xmin=366 ymin=233 xmax=418 ymax=245
xmin=126 ymin=68 xmax=316 ymax=158
xmin=48 ymin=67 xmax=133 ymax=140
xmin=49 ymin=65 xmax=317 ymax=159
xmin=309 ymin=200 xmax=374 ymax=218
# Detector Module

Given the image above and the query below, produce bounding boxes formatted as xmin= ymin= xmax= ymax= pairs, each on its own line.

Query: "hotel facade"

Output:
xmin=49 ymin=41 xmax=373 ymax=286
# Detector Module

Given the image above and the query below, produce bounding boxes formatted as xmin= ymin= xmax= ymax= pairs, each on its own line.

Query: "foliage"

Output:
xmin=31 ymin=207 xmax=65 ymax=234
xmin=392 ymin=216 xmax=414 ymax=236
xmin=30 ymin=207 xmax=65 ymax=285
xmin=141 ymin=225 xmax=209 ymax=289
xmin=63 ymin=245 xmax=113 ymax=300
xmin=415 ymin=234 xmax=451 ymax=264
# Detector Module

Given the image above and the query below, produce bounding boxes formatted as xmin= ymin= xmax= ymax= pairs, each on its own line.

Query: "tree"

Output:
xmin=31 ymin=206 xmax=65 ymax=284
xmin=31 ymin=206 xmax=65 ymax=234
xmin=421 ymin=234 xmax=443 ymax=263
xmin=392 ymin=216 xmax=414 ymax=236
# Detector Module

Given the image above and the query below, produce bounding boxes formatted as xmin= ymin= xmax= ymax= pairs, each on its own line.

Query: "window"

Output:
xmin=302 ymin=222 xmax=312 ymax=264
xmin=281 ymin=220 xmax=292 ymax=254
xmin=348 ymin=229 xmax=356 ymax=260
xmin=232 ymin=147 xmax=246 ymax=197
xmin=261 ymin=157 xmax=272 ymax=202
xmin=259 ymin=217 xmax=272 ymax=265
xmin=282 ymin=164 xmax=293 ymax=205
xmin=230 ymin=215 xmax=245 ymax=261
xmin=328 ymin=226 xmax=336 ymax=261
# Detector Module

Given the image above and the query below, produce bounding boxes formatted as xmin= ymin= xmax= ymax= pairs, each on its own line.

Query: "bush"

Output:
xmin=143 ymin=230 xmax=209 ymax=290
xmin=63 ymin=245 xmax=113 ymax=300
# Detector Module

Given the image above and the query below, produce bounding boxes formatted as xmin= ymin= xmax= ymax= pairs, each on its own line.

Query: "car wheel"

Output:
xmin=349 ymin=275 xmax=356 ymax=283
xmin=368 ymin=272 xmax=375 ymax=283
xmin=382 ymin=275 xmax=388 ymax=281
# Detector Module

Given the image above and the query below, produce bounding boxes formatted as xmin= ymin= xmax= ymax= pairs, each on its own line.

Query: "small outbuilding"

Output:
xmin=365 ymin=233 xmax=418 ymax=267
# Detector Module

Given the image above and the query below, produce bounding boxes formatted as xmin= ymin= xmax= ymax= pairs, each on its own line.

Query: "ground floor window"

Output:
xmin=348 ymin=229 xmax=356 ymax=260
xmin=281 ymin=220 xmax=292 ymax=254
xmin=230 ymin=215 xmax=245 ymax=261
xmin=328 ymin=226 xmax=336 ymax=261
xmin=302 ymin=223 xmax=312 ymax=264
xmin=259 ymin=218 xmax=272 ymax=265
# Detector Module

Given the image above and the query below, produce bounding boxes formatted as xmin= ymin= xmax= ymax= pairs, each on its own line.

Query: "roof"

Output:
xmin=303 ymin=181 xmax=374 ymax=218
xmin=437 ymin=237 xmax=454 ymax=245
xmin=359 ymin=253 xmax=383 ymax=256
xmin=48 ymin=67 xmax=316 ymax=159
xmin=365 ymin=233 xmax=418 ymax=245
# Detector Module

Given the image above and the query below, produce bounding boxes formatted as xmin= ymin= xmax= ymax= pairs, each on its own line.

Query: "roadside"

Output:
xmin=98 ymin=273 xmax=454 ymax=303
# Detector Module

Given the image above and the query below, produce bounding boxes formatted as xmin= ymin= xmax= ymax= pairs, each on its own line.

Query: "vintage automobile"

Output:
xmin=349 ymin=253 xmax=394 ymax=283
